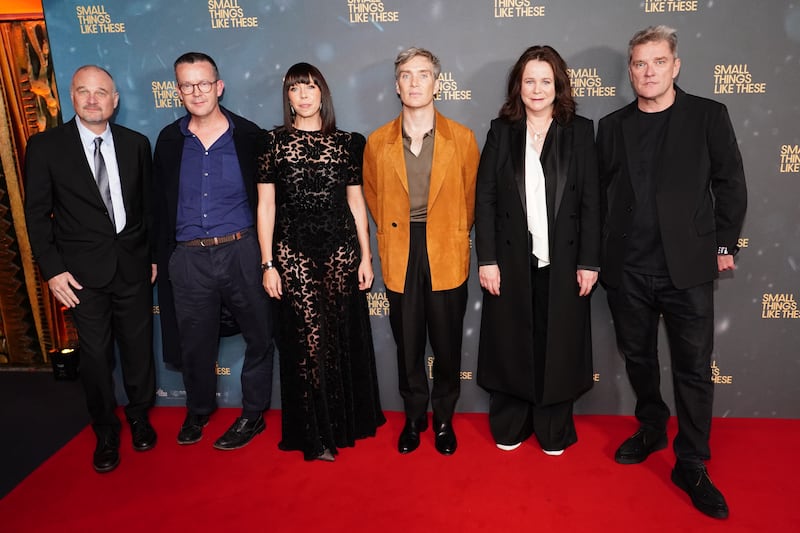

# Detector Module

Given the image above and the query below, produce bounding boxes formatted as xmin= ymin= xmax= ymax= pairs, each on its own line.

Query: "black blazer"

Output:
xmin=597 ymin=86 xmax=747 ymax=290
xmin=24 ymin=118 xmax=153 ymax=288
xmin=152 ymin=108 xmax=265 ymax=366
xmin=475 ymin=115 xmax=600 ymax=405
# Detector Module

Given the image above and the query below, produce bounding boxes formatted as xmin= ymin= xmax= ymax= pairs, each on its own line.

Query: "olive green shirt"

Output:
xmin=402 ymin=126 xmax=435 ymax=222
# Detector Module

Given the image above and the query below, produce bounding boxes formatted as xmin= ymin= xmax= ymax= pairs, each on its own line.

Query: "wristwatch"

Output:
xmin=261 ymin=260 xmax=275 ymax=272
xmin=717 ymin=246 xmax=739 ymax=256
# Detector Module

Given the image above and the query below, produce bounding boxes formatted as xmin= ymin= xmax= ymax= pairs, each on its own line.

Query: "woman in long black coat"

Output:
xmin=475 ymin=45 xmax=600 ymax=454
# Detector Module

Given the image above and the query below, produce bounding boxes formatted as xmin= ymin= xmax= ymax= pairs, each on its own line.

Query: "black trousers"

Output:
xmin=71 ymin=270 xmax=155 ymax=435
xmin=489 ymin=393 xmax=576 ymax=451
xmin=488 ymin=264 xmax=578 ymax=451
xmin=169 ymin=231 xmax=275 ymax=418
xmin=386 ymin=223 xmax=467 ymax=423
xmin=606 ymin=270 xmax=714 ymax=464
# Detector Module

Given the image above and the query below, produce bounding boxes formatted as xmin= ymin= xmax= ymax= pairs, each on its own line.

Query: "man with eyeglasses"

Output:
xmin=25 ymin=65 xmax=157 ymax=473
xmin=153 ymin=52 xmax=275 ymax=450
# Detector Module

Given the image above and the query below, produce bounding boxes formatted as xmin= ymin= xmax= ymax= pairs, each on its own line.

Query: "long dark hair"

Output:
xmin=281 ymin=62 xmax=336 ymax=134
xmin=499 ymin=45 xmax=576 ymax=124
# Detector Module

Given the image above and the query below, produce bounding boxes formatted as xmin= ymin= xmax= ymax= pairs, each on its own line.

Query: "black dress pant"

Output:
xmin=169 ymin=231 xmax=275 ymax=418
xmin=489 ymin=393 xmax=576 ymax=451
xmin=71 ymin=270 xmax=155 ymax=435
xmin=488 ymin=264 xmax=577 ymax=451
xmin=386 ymin=223 xmax=467 ymax=423
xmin=606 ymin=270 xmax=714 ymax=464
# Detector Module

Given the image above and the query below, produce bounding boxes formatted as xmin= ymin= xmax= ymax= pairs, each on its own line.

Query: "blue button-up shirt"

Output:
xmin=175 ymin=112 xmax=252 ymax=241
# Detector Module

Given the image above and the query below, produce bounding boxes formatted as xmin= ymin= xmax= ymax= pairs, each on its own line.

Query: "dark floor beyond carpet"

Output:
xmin=0 ymin=370 xmax=89 ymax=498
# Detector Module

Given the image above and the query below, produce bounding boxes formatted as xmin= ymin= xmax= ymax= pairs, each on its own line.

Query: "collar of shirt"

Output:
xmin=75 ymin=116 xmax=113 ymax=153
xmin=178 ymin=108 xmax=236 ymax=138
xmin=401 ymin=126 xmax=434 ymax=142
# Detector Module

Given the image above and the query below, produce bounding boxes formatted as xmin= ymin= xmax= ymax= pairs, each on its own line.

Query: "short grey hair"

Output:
xmin=628 ymin=25 xmax=678 ymax=63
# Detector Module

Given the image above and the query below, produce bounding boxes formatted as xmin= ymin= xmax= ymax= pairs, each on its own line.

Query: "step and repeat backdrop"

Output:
xmin=41 ymin=0 xmax=799 ymax=418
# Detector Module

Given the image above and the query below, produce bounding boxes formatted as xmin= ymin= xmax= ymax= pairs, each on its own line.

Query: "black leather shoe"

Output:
xmin=615 ymin=428 xmax=667 ymax=464
xmin=671 ymin=463 xmax=729 ymax=519
xmin=93 ymin=432 xmax=120 ymax=473
xmin=213 ymin=415 xmax=265 ymax=450
xmin=398 ymin=417 xmax=428 ymax=454
xmin=433 ymin=419 xmax=457 ymax=456
xmin=177 ymin=413 xmax=210 ymax=445
xmin=129 ymin=418 xmax=157 ymax=451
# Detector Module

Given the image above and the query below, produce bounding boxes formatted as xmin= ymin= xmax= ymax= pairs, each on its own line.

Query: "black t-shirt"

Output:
xmin=624 ymin=106 xmax=671 ymax=275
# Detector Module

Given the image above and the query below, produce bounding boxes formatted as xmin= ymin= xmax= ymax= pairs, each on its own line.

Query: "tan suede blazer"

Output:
xmin=363 ymin=110 xmax=480 ymax=292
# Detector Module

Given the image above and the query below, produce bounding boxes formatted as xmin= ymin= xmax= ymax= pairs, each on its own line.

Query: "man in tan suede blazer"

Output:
xmin=363 ymin=47 xmax=479 ymax=456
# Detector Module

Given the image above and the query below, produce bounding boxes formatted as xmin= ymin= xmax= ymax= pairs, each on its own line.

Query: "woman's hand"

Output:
xmin=358 ymin=256 xmax=374 ymax=291
xmin=263 ymin=268 xmax=282 ymax=300
xmin=576 ymin=269 xmax=598 ymax=297
xmin=479 ymin=265 xmax=501 ymax=296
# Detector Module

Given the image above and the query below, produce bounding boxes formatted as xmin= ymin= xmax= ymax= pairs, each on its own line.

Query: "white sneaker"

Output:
xmin=496 ymin=442 xmax=522 ymax=451
xmin=542 ymin=448 xmax=564 ymax=456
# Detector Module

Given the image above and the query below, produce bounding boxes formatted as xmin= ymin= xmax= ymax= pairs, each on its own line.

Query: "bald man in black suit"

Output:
xmin=25 ymin=65 xmax=157 ymax=474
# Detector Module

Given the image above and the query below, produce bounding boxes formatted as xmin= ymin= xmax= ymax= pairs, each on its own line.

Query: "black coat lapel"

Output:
xmin=621 ymin=105 xmax=639 ymax=196
xmin=552 ymin=121 xmax=572 ymax=221
xmin=510 ymin=120 xmax=527 ymax=214
xmin=655 ymin=86 xmax=688 ymax=191
xmin=111 ymin=126 xmax=132 ymax=218
xmin=68 ymin=119 xmax=112 ymax=214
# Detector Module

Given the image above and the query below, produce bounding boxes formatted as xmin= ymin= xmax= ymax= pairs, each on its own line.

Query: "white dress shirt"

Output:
xmin=524 ymin=129 xmax=549 ymax=267
xmin=75 ymin=117 xmax=127 ymax=233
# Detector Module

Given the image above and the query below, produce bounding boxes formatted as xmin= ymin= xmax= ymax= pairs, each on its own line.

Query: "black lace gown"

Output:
xmin=257 ymin=127 xmax=385 ymax=460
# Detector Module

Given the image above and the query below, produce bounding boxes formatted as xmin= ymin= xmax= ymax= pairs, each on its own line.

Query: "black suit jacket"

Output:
xmin=152 ymin=108 xmax=265 ymax=366
xmin=24 ymin=118 xmax=153 ymax=287
xmin=475 ymin=115 xmax=600 ymax=404
xmin=597 ymin=86 xmax=747 ymax=290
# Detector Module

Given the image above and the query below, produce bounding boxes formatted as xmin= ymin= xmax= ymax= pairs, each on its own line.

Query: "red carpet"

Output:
xmin=0 ymin=409 xmax=796 ymax=532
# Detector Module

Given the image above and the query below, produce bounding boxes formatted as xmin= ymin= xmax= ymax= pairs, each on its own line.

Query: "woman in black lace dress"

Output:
xmin=256 ymin=63 xmax=385 ymax=461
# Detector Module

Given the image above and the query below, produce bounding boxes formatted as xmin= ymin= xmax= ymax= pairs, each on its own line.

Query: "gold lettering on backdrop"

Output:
xmin=568 ymin=67 xmax=616 ymax=98
xmin=347 ymin=0 xmax=399 ymax=24
xmin=367 ymin=291 xmax=390 ymax=317
xmin=493 ymin=0 xmax=545 ymax=18
xmin=779 ymin=145 xmax=800 ymax=173
xmin=714 ymin=64 xmax=767 ymax=95
xmin=761 ymin=294 xmax=800 ymax=319
xmin=425 ymin=359 xmax=473 ymax=380
xmin=75 ymin=5 xmax=126 ymax=33
xmin=435 ymin=72 xmax=472 ymax=102
xmin=711 ymin=361 xmax=733 ymax=384
xmin=151 ymin=81 xmax=183 ymax=109
xmin=215 ymin=362 xmax=232 ymax=376
xmin=644 ymin=0 xmax=698 ymax=12
xmin=208 ymin=0 xmax=259 ymax=29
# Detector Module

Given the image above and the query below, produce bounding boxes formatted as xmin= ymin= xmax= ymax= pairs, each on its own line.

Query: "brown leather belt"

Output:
xmin=179 ymin=230 xmax=247 ymax=247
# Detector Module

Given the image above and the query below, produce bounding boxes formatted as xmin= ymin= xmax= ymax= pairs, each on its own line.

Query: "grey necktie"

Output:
xmin=93 ymin=137 xmax=115 ymax=227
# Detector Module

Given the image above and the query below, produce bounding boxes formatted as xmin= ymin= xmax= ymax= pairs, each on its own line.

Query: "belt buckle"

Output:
xmin=199 ymin=239 xmax=207 ymax=247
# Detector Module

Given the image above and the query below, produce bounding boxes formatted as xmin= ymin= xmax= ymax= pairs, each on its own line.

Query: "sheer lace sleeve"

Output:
xmin=346 ymin=131 xmax=366 ymax=186
xmin=257 ymin=128 xmax=279 ymax=184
